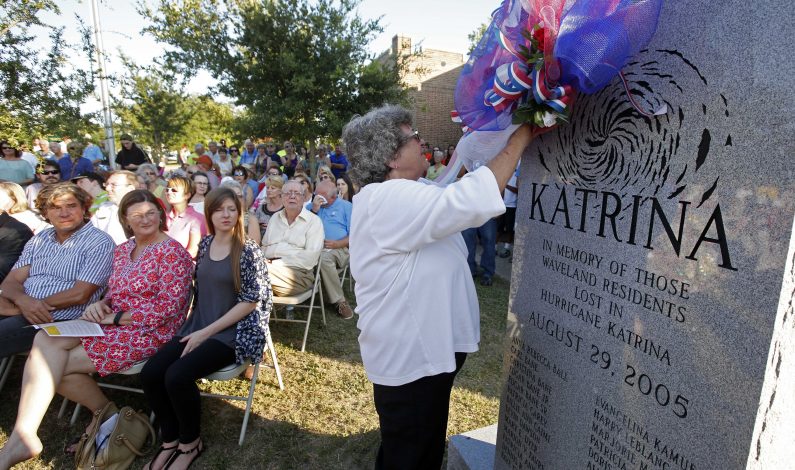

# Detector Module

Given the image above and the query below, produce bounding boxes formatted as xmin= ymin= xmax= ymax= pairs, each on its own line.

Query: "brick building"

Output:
xmin=376 ymin=35 xmax=466 ymax=149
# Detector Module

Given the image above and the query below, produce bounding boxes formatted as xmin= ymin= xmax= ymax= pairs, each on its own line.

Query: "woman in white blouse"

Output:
xmin=343 ymin=105 xmax=540 ymax=469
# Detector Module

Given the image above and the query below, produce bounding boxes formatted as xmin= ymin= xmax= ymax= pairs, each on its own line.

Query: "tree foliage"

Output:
xmin=179 ymin=95 xmax=236 ymax=148
xmin=113 ymin=59 xmax=192 ymax=162
xmin=113 ymin=58 xmax=236 ymax=162
xmin=467 ymin=22 xmax=489 ymax=54
xmin=139 ymin=0 xmax=409 ymax=143
xmin=0 ymin=0 xmax=97 ymax=144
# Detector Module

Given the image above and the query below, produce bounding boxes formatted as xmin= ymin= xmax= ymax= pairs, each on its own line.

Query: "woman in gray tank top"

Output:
xmin=140 ymin=187 xmax=273 ymax=470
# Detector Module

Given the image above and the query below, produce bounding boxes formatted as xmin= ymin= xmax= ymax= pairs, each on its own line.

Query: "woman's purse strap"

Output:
xmin=116 ymin=407 xmax=157 ymax=456
xmin=75 ymin=401 xmax=119 ymax=468
xmin=116 ymin=435 xmax=147 ymax=457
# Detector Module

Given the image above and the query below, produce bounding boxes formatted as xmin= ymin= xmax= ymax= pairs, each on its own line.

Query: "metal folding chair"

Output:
xmin=0 ymin=353 xmax=37 ymax=395
xmin=62 ymin=329 xmax=283 ymax=446
xmin=339 ymin=261 xmax=354 ymax=292
xmin=200 ymin=327 xmax=284 ymax=445
xmin=271 ymin=263 xmax=325 ymax=352
xmin=0 ymin=355 xmax=16 ymax=394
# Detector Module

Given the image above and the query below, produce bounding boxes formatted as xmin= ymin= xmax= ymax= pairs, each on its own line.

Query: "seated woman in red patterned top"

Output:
xmin=0 ymin=189 xmax=194 ymax=468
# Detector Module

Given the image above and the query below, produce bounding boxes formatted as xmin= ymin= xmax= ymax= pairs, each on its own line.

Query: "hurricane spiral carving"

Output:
xmin=534 ymin=49 xmax=732 ymax=208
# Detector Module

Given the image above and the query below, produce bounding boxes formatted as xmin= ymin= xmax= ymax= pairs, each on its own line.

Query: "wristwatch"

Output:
xmin=113 ymin=311 xmax=124 ymax=326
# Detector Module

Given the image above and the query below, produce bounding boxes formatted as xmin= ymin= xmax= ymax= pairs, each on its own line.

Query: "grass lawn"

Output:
xmin=0 ymin=277 xmax=510 ymax=469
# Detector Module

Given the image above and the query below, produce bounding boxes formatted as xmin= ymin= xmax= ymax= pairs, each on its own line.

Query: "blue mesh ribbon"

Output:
xmin=453 ymin=0 xmax=664 ymax=131
xmin=555 ymin=0 xmax=664 ymax=94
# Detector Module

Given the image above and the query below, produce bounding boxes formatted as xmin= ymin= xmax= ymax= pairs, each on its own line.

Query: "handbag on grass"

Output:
xmin=75 ymin=401 xmax=156 ymax=470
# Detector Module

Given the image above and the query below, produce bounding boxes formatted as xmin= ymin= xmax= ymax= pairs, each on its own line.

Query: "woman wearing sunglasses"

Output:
xmin=315 ymin=165 xmax=334 ymax=186
xmin=165 ymin=176 xmax=207 ymax=258
xmin=231 ymin=166 xmax=255 ymax=209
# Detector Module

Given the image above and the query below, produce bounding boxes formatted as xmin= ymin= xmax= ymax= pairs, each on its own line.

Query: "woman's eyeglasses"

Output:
xmin=127 ymin=210 xmax=160 ymax=222
xmin=399 ymin=129 xmax=421 ymax=146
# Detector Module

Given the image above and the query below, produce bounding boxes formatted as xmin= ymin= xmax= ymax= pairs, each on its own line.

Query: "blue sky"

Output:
xmin=34 ymin=1 xmax=490 ymax=112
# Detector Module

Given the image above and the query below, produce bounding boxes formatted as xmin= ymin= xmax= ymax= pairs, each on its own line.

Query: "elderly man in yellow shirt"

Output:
xmin=260 ymin=180 xmax=324 ymax=296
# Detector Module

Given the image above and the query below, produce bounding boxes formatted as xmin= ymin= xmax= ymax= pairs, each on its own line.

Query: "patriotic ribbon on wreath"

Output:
xmin=451 ymin=0 xmax=666 ymax=133
xmin=483 ymin=61 xmax=533 ymax=112
xmin=531 ymin=67 xmax=573 ymax=113
xmin=450 ymin=111 xmax=469 ymax=133
xmin=481 ymin=61 xmax=575 ymax=115
xmin=453 ymin=60 xmax=575 ymax=131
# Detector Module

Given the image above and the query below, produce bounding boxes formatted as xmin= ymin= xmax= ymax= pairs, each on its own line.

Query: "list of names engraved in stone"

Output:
xmin=500 ymin=336 xmax=555 ymax=469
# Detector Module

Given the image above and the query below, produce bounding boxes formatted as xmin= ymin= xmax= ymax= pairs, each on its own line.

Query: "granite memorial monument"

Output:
xmin=493 ymin=1 xmax=795 ymax=469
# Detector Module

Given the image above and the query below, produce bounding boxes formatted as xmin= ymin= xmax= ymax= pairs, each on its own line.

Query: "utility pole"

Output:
xmin=90 ymin=0 xmax=116 ymax=167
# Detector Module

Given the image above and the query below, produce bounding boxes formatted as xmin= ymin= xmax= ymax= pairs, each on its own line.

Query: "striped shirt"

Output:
xmin=12 ymin=222 xmax=115 ymax=320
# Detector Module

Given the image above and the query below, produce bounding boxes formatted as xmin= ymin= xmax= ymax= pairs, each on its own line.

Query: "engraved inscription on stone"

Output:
xmin=499 ymin=337 xmax=555 ymax=470
xmin=493 ymin=1 xmax=795 ymax=468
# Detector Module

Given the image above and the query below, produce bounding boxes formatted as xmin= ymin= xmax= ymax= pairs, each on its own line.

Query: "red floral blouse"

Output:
xmin=82 ymin=237 xmax=193 ymax=376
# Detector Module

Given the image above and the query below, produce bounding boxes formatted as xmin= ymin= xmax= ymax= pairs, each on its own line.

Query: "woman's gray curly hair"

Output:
xmin=135 ymin=163 xmax=159 ymax=184
xmin=342 ymin=104 xmax=413 ymax=187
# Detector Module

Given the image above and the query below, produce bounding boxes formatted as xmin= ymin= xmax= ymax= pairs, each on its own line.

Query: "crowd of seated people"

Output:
xmin=0 ymin=137 xmax=365 ymax=468
xmin=0 ymin=184 xmax=273 ymax=469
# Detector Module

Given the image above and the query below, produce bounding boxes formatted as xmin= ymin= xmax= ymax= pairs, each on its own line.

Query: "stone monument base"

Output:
xmin=447 ymin=424 xmax=497 ymax=470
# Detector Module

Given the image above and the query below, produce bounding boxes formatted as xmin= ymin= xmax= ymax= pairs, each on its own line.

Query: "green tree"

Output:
xmin=114 ymin=59 xmax=239 ymax=162
xmin=113 ymin=59 xmax=192 ymax=163
xmin=139 ymin=0 xmax=409 ymax=143
xmin=178 ymin=95 xmax=237 ymax=149
xmin=0 ymin=0 xmax=97 ymax=144
xmin=467 ymin=22 xmax=489 ymax=54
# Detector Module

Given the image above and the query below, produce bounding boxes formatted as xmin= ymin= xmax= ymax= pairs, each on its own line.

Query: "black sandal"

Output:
xmin=164 ymin=439 xmax=205 ymax=469
xmin=145 ymin=443 xmax=178 ymax=470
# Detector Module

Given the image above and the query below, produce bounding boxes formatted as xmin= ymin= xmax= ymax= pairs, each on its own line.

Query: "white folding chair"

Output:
xmin=271 ymin=263 xmax=325 ymax=352
xmin=339 ymin=261 xmax=354 ymax=292
xmin=200 ymin=328 xmax=283 ymax=445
